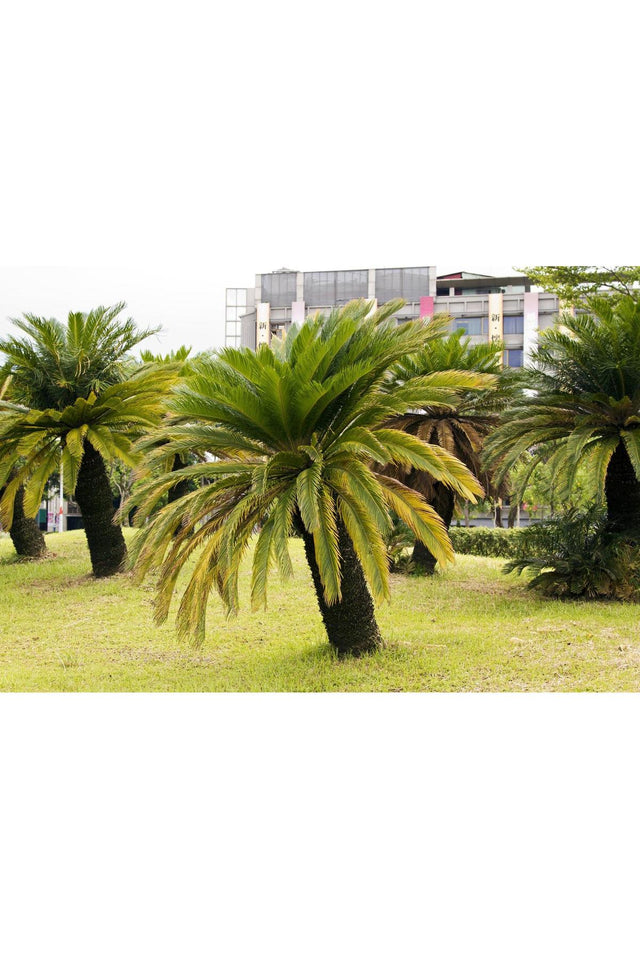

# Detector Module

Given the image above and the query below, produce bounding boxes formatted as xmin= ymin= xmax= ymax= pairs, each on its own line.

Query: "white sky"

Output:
xmin=1 ymin=1 xmax=636 ymax=354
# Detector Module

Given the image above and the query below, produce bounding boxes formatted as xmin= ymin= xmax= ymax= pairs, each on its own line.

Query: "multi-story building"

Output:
xmin=225 ymin=266 xmax=563 ymax=367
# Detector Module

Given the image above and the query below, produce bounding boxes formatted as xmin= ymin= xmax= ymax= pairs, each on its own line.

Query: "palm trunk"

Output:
xmin=74 ymin=441 xmax=127 ymax=577
xmin=167 ymin=453 xmax=192 ymax=503
xmin=299 ymin=517 xmax=383 ymax=657
xmin=411 ymin=483 xmax=454 ymax=575
xmin=605 ymin=442 xmax=640 ymax=537
xmin=6 ymin=483 xmax=47 ymax=559
xmin=167 ymin=454 xmax=193 ymax=538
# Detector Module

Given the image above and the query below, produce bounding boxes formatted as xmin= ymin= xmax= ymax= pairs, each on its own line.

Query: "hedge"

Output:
xmin=448 ymin=526 xmax=526 ymax=559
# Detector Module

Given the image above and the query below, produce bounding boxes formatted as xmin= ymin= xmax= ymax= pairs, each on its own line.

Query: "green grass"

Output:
xmin=1 ymin=529 xmax=639 ymax=691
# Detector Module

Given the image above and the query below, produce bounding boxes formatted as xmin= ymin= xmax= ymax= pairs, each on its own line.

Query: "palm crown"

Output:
xmin=127 ymin=299 xmax=484 ymax=652
xmin=4 ymin=303 xmax=157 ymax=410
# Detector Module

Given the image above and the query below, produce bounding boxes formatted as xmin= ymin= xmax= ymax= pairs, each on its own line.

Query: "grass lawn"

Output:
xmin=1 ymin=528 xmax=639 ymax=692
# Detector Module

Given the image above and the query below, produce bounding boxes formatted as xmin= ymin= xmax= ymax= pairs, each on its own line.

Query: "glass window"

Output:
xmin=304 ymin=271 xmax=336 ymax=306
xmin=261 ymin=272 xmax=297 ymax=307
xmin=375 ymin=267 xmax=431 ymax=303
xmin=375 ymin=268 xmax=403 ymax=304
xmin=503 ymin=315 xmax=524 ymax=335
xmin=455 ymin=317 xmax=486 ymax=336
xmin=336 ymin=270 xmax=368 ymax=303
xmin=504 ymin=349 xmax=523 ymax=367
xmin=401 ymin=267 xmax=431 ymax=302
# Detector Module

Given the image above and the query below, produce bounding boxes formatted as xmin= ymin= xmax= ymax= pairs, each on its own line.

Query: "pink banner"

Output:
xmin=420 ymin=296 xmax=434 ymax=318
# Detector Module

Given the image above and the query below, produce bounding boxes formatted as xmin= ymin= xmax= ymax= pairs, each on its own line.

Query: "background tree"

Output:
xmin=484 ymin=295 xmax=640 ymax=538
xmin=509 ymin=447 xmax=596 ymax=520
xmin=0 ymin=304 xmax=176 ymax=576
xmin=127 ymin=300 xmax=483 ymax=656
xmin=385 ymin=330 xmax=509 ymax=572
xmin=518 ymin=266 xmax=640 ymax=305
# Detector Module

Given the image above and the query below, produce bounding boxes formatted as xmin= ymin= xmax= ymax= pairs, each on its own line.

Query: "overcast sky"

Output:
xmin=1 ymin=1 xmax=635 ymax=356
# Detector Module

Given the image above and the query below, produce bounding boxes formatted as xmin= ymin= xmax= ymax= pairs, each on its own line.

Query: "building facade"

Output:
xmin=225 ymin=267 xmax=563 ymax=367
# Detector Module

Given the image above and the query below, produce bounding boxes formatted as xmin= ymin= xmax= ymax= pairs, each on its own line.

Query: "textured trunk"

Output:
xmin=299 ymin=516 xmax=383 ymax=657
xmin=74 ymin=441 xmax=127 ymax=577
xmin=494 ymin=500 xmax=504 ymax=528
xmin=411 ymin=483 xmax=455 ymax=575
xmin=605 ymin=442 xmax=640 ymax=537
xmin=7 ymin=484 xmax=47 ymax=559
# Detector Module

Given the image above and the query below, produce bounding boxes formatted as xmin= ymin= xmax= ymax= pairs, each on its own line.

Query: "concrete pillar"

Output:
xmin=523 ymin=291 xmax=539 ymax=362
xmin=256 ymin=302 xmax=270 ymax=346
xmin=488 ymin=292 xmax=504 ymax=363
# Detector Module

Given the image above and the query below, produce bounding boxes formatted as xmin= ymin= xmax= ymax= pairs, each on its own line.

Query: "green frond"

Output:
xmin=0 ymin=472 xmax=23 ymax=529
xmin=268 ymin=485 xmax=297 ymax=580
xmin=336 ymin=491 xmax=390 ymax=604
xmin=312 ymin=488 xmax=341 ymax=604
xmin=296 ymin=459 xmax=323 ymax=532
xmin=22 ymin=448 xmax=62 ymax=517
xmin=621 ymin=430 xmax=640 ymax=481
xmin=251 ymin=517 xmax=276 ymax=610
xmin=373 ymin=429 xmax=484 ymax=500
xmin=325 ymin=459 xmax=391 ymax=532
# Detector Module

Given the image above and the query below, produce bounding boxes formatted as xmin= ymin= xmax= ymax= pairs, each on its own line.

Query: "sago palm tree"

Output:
xmin=126 ymin=300 xmax=484 ymax=656
xmin=484 ymin=295 xmax=640 ymax=536
xmin=0 ymin=304 xmax=176 ymax=576
xmin=386 ymin=330 xmax=508 ymax=572
xmin=137 ymin=345 xmax=213 ymax=507
xmin=0 ymin=373 xmax=47 ymax=559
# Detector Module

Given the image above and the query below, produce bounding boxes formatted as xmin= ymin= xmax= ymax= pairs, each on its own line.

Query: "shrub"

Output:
xmin=503 ymin=508 xmax=640 ymax=600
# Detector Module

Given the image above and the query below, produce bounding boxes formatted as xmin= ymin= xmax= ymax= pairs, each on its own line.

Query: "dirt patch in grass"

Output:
xmin=446 ymin=578 xmax=520 ymax=597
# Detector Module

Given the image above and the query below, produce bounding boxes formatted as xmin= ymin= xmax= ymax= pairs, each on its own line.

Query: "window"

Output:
xmin=304 ymin=271 xmax=336 ymax=306
xmin=375 ymin=267 xmax=431 ymax=304
xmin=455 ymin=317 xmax=487 ymax=336
xmin=504 ymin=349 xmax=523 ymax=367
xmin=503 ymin=315 xmax=524 ymax=335
xmin=401 ymin=267 xmax=431 ymax=302
xmin=303 ymin=270 xmax=369 ymax=306
xmin=335 ymin=270 xmax=368 ymax=303
xmin=261 ymin=272 xmax=297 ymax=307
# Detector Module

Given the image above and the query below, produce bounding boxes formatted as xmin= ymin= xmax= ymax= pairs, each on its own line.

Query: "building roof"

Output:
xmin=437 ymin=271 xmax=494 ymax=280
xmin=436 ymin=273 xmax=531 ymax=291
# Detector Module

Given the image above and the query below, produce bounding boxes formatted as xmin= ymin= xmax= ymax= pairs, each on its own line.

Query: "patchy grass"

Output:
xmin=1 ymin=529 xmax=639 ymax=692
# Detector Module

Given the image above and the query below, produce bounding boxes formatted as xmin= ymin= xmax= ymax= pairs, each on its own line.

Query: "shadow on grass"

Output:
xmin=0 ymin=552 xmax=52 ymax=566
